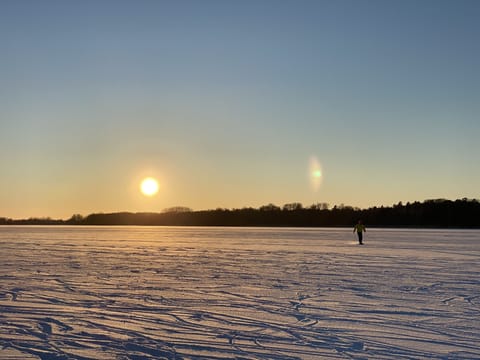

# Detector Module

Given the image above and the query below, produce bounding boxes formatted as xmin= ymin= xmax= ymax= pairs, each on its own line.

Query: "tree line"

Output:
xmin=1 ymin=198 xmax=479 ymax=227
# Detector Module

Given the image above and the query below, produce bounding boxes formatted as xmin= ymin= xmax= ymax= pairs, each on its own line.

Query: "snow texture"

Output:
xmin=0 ymin=226 xmax=479 ymax=359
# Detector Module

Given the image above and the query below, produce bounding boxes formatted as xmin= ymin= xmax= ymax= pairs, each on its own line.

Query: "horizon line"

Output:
xmin=2 ymin=197 xmax=478 ymax=221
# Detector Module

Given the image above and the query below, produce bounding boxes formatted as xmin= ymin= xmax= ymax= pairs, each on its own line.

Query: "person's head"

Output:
xmin=358 ymin=220 xmax=362 ymax=224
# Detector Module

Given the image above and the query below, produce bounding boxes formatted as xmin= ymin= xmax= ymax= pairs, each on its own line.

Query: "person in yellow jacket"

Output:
xmin=353 ymin=220 xmax=366 ymax=245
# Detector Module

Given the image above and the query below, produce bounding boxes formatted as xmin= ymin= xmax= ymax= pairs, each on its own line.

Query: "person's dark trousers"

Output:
xmin=357 ymin=232 xmax=363 ymax=245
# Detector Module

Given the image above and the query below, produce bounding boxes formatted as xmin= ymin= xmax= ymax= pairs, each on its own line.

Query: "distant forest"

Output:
xmin=1 ymin=198 xmax=479 ymax=228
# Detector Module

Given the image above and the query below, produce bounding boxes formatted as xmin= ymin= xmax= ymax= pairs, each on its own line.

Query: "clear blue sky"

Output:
xmin=1 ymin=0 xmax=479 ymax=219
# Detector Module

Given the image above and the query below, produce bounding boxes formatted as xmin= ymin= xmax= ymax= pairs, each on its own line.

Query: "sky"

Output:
xmin=1 ymin=0 xmax=479 ymax=219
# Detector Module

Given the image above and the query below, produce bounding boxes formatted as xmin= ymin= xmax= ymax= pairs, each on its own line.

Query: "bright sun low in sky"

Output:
xmin=0 ymin=0 xmax=479 ymax=219
xmin=140 ymin=178 xmax=159 ymax=197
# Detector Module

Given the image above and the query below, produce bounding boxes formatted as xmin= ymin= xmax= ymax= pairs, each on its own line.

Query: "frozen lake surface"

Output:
xmin=0 ymin=226 xmax=479 ymax=359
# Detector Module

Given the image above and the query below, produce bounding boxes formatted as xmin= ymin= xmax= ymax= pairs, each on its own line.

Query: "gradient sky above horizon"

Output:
xmin=1 ymin=0 xmax=479 ymax=219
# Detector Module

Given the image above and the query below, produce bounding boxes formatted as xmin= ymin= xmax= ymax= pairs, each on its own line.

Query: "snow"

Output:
xmin=0 ymin=226 xmax=479 ymax=359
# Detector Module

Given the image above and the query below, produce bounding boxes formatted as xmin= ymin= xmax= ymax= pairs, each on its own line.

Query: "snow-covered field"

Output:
xmin=0 ymin=226 xmax=479 ymax=360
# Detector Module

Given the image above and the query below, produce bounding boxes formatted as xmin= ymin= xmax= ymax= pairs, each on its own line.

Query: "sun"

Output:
xmin=140 ymin=177 xmax=159 ymax=196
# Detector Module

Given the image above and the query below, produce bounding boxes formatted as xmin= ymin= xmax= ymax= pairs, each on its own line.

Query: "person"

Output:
xmin=353 ymin=220 xmax=366 ymax=245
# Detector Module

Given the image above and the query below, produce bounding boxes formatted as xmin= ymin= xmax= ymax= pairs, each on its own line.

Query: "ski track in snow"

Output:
xmin=0 ymin=226 xmax=479 ymax=359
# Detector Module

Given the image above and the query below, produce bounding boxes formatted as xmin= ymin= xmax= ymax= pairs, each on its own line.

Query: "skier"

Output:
xmin=353 ymin=220 xmax=366 ymax=245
